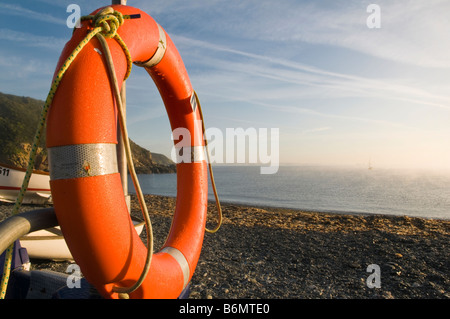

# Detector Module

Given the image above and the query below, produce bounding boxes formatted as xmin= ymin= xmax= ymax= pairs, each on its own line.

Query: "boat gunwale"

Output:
xmin=0 ymin=162 xmax=49 ymax=176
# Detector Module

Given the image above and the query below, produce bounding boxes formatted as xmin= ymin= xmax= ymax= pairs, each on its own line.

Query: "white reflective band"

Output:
xmin=174 ymin=146 xmax=206 ymax=163
xmin=134 ymin=23 xmax=166 ymax=68
xmin=190 ymin=94 xmax=197 ymax=112
xmin=48 ymin=143 xmax=118 ymax=180
xmin=160 ymin=247 xmax=190 ymax=289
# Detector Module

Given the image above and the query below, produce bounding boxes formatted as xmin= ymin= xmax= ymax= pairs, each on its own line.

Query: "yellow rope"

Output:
xmin=0 ymin=6 xmax=136 ymax=299
xmin=80 ymin=7 xmax=135 ymax=80
xmin=0 ymin=6 xmax=220 ymax=299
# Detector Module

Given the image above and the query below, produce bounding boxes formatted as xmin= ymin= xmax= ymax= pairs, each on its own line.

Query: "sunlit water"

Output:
xmin=128 ymin=166 xmax=450 ymax=220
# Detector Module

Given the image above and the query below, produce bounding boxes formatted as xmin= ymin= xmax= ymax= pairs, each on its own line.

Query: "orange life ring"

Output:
xmin=46 ymin=5 xmax=207 ymax=299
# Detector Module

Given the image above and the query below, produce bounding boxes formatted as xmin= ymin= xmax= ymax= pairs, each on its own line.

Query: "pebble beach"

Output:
xmin=1 ymin=194 xmax=449 ymax=299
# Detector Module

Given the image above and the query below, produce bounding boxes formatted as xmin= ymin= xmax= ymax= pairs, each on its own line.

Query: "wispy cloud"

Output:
xmin=157 ymin=0 xmax=450 ymax=69
xmin=173 ymin=34 xmax=450 ymax=113
xmin=302 ymin=127 xmax=332 ymax=134
xmin=0 ymin=3 xmax=66 ymax=26
xmin=200 ymin=0 xmax=450 ymax=69
xmin=0 ymin=53 xmax=56 ymax=99
xmin=0 ymin=29 xmax=66 ymax=51
xmin=203 ymin=91 xmax=419 ymax=131
xmin=171 ymin=35 xmax=448 ymax=132
xmin=0 ymin=54 xmax=54 ymax=77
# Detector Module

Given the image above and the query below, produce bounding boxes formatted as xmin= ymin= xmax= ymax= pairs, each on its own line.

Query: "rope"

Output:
xmin=80 ymin=7 xmax=136 ymax=80
xmin=0 ymin=6 xmax=220 ymax=299
xmin=0 ymin=6 xmax=139 ymax=299
xmin=194 ymin=92 xmax=223 ymax=234
xmin=95 ymin=33 xmax=153 ymax=299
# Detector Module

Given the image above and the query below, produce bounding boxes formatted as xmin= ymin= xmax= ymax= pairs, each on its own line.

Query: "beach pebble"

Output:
xmin=385 ymin=262 xmax=400 ymax=269
xmin=3 ymin=195 xmax=448 ymax=300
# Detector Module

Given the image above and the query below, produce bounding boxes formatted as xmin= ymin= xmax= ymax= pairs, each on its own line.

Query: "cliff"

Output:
xmin=0 ymin=91 xmax=175 ymax=174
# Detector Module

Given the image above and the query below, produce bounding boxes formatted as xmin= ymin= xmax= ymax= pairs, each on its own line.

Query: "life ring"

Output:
xmin=46 ymin=5 xmax=207 ymax=299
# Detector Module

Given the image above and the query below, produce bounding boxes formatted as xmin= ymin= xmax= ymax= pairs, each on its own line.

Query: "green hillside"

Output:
xmin=0 ymin=91 xmax=175 ymax=174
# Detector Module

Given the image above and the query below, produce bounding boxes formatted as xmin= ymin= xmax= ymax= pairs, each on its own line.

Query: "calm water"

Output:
xmin=128 ymin=166 xmax=450 ymax=220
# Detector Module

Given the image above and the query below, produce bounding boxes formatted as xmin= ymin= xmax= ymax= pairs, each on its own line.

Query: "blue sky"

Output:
xmin=1 ymin=0 xmax=450 ymax=170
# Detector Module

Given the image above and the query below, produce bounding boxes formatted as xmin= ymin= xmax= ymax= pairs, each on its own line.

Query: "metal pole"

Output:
xmin=113 ymin=0 xmax=130 ymax=212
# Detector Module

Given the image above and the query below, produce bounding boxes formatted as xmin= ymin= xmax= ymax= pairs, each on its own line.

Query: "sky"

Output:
xmin=1 ymin=0 xmax=450 ymax=171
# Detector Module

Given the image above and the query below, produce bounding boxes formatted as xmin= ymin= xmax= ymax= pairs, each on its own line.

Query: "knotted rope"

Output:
xmin=0 ymin=6 xmax=221 ymax=300
xmin=77 ymin=7 xmax=152 ymax=299
xmin=0 ymin=7 xmax=141 ymax=299
xmin=81 ymin=7 xmax=134 ymax=80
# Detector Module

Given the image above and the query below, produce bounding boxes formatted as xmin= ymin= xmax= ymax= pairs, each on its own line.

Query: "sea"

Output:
xmin=128 ymin=165 xmax=450 ymax=220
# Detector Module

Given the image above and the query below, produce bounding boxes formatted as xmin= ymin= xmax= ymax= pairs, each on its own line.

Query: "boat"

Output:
xmin=20 ymin=218 xmax=145 ymax=261
xmin=0 ymin=208 xmax=153 ymax=299
xmin=1 ymin=1 xmax=210 ymax=300
xmin=0 ymin=164 xmax=144 ymax=261
xmin=0 ymin=163 xmax=52 ymax=205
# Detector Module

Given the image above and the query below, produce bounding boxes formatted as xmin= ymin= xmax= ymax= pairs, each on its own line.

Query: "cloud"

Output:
xmin=0 ymin=52 xmax=56 ymax=99
xmin=176 ymin=53 xmax=442 ymax=131
xmin=252 ymin=0 xmax=450 ymax=69
xmin=302 ymin=127 xmax=332 ymax=134
xmin=0 ymin=3 xmax=66 ymax=25
xmin=0 ymin=53 xmax=54 ymax=77
xmin=0 ymin=29 xmax=66 ymax=51
xmin=159 ymin=0 xmax=450 ymax=69
xmin=173 ymin=34 xmax=450 ymax=113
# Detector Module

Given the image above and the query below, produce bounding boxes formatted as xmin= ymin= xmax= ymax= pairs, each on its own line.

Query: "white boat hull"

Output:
xmin=1 ymin=164 xmax=145 ymax=261
xmin=20 ymin=219 xmax=145 ymax=261
xmin=0 ymin=163 xmax=51 ymax=204
xmin=20 ymin=226 xmax=72 ymax=261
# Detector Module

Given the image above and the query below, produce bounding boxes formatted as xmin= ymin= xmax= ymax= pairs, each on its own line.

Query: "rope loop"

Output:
xmin=93 ymin=7 xmax=124 ymax=39
xmin=0 ymin=6 xmax=138 ymax=299
xmin=79 ymin=6 xmax=137 ymax=80
xmin=95 ymin=32 xmax=153 ymax=299
xmin=194 ymin=91 xmax=223 ymax=234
